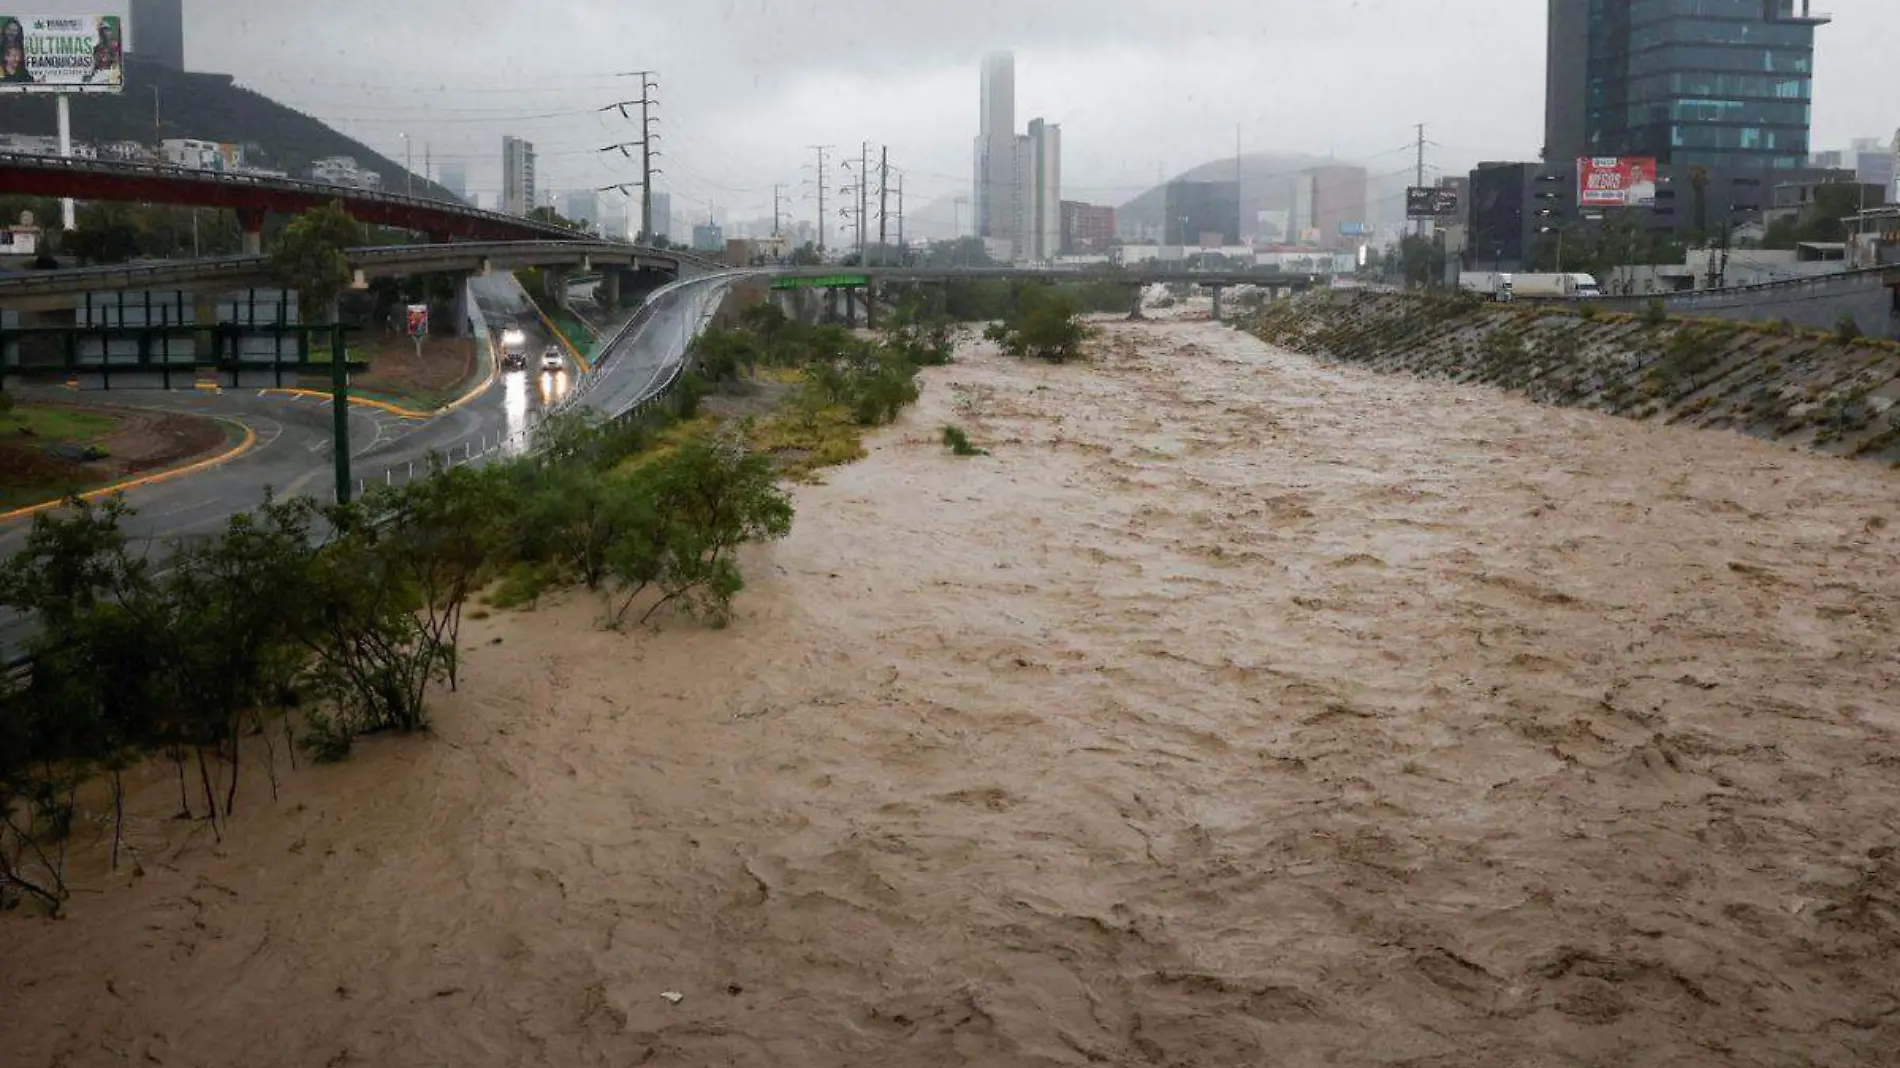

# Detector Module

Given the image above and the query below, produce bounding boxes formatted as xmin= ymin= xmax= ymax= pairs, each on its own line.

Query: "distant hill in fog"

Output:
xmin=1116 ymin=152 xmax=1337 ymax=234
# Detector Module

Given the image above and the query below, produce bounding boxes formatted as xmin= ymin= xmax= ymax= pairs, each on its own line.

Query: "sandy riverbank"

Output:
xmin=5 ymin=316 xmax=1899 ymax=1067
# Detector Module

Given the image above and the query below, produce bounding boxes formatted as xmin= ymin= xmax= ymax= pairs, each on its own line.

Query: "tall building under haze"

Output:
xmin=1543 ymin=0 xmax=1829 ymax=172
xmin=130 ymin=0 xmax=186 ymax=70
xmin=1022 ymin=118 xmax=1062 ymax=262
xmin=502 ymin=136 xmax=536 ymax=216
xmin=974 ymin=51 xmax=1017 ymax=248
xmin=650 ymin=192 xmax=673 ymax=241
xmin=973 ymin=51 xmax=1060 ymax=262
xmin=438 ymin=164 xmax=468 ymax=202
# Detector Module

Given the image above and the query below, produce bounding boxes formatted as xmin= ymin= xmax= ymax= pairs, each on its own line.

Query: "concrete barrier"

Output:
xmin=1597 ymin=268 xmax=1900 ymax=340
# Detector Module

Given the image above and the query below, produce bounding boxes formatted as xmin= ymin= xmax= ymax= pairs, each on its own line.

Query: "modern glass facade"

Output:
xmin=1561 ymin=0 xmax=1827 ymax=172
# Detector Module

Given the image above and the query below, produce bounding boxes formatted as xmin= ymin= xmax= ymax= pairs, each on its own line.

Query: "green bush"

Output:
xmin=941 ymin=424 xmax=986 ymax=456
xmin=1835 ymin=313 xmax=1863 ymax=344
xmin=1642 ymin=298 xmax=1668 ymax=327
xmin=985 ymin=286 xmax=1089 ymax=364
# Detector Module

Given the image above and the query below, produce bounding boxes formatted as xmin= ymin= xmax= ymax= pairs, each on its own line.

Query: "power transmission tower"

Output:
xmin=807 ymin=145 xmax=832 ymax=254
xmin=634 ymin=73 xmax=660 ymax=242
xmin=600 ymin=75 xmax=663 ymax=243
xmin=895 ymin=171 xmax=905 ymax=254
xmin=877 ymin=146 xmax=890 ymax=265
xmin=859 ymin=141 xmax=870 ymax=260
xmin=772 ymin=184 xmax=786 ymax=239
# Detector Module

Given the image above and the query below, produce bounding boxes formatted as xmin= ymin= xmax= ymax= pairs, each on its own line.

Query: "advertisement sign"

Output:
xmin=405 ymin=304 xmax=429 ymax=339
xmin=1337 ymin=221 xmax=1369 ymax=237
xmin=1406 ymin=186 xmax=1461 ymax=218
xmin=1577 ymin=157 xmax=1657 ymax=208
xmin=0 ymin=14 xmax=123 ymax=93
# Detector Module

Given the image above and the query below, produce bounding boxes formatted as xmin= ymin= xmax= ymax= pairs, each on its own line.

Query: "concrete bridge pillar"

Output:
xmin=237 ymin=207 xmax=266 ymax=256
xmin=844 ymin=287 xmax=859 ymax=329
xmin=1210 ymin=285 xmax=1225 ymax=322
xmin=863 ymin=285 xmax=877 ymax=330
xmin=601 ymin=269 xmax=622 ymax=312
xmin=453 ymin=274 xmax=473 ymax=338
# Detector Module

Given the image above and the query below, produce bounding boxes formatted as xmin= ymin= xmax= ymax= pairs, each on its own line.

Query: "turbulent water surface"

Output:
xmin=6 ymin=316 xmax=1900 ymax=1067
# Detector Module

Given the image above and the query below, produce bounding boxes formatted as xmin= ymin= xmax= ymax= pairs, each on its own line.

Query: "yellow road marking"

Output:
xmin=0 ymin=419 xmax=259 ymax=525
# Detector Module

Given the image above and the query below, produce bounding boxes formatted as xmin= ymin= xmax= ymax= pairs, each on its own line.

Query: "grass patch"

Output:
xmin=2 ymin=405 xmax=120 ymax=442
xmin=748 ymin=402 xmax=870 ymax=481
xmin=613 ymin=414 xmax=720 ymax=477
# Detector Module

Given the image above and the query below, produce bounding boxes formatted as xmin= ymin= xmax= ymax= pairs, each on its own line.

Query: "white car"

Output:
xmin=540 ymin=346 xmax=564 ymax=372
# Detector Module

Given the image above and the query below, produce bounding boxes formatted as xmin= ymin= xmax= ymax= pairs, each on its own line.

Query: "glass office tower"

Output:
xmin=1550 ymin=0 xmax=1828 ymax=172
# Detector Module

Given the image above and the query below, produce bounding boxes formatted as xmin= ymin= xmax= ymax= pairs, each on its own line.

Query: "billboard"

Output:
xmin=0 ymin=14 xmax=123 ymax=93
xmin=1406 ymin=186 xmax=1461 ymax=218
xmin=1337 ymin=221 xmax=1369 ymax=237
xmin=1577 ymin=157 xmax=1657 ymax=208
xmin=405 ymin=304 xmax=430 ymax=339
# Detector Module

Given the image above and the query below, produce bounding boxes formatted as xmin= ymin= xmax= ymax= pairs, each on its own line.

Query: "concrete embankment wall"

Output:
xmin=1596 ymin=269 xmax=1900 ymax=341
xmin=1248 ymin=290 xmax=1900 ymax=463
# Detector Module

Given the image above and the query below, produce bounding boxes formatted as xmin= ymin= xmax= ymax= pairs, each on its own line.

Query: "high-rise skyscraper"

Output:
xmin=974 ymin=51 xmax=1017 ymax=247
xmin=130 ymin=0 xmax=185 ymax=70
xmin=651 ymin=192 xmax=673 ymax=241
xmin=1544 ymin=0 xmax=1829 ymax=172
xmin=1022 ymin=118 xmax=1061 ymax=262
xmin=502 ymin=136 xmax=535 ymax=216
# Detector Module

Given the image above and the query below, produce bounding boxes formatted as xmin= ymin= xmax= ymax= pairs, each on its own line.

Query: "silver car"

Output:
xmin=540 ymin=345 xmax=564 ymax=372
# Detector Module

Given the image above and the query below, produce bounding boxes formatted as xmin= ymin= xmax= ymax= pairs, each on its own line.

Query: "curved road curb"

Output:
xmin=0 ymin=417 xmax=259 ymax=524
xmin=253 ymin=331 xmax=501 ymax=421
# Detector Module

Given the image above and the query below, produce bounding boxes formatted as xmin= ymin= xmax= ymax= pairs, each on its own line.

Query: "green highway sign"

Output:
xmin=769 ymin=273 xmax=872 ymax=290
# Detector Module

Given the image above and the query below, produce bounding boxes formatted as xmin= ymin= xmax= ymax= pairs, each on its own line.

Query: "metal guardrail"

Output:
xmin=345 ymin=273 xmax=738 ymax=498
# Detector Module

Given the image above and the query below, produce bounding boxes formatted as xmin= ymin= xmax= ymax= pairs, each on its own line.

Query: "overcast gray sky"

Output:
xmin=57 ymin=1 xmax=1900 ymax=228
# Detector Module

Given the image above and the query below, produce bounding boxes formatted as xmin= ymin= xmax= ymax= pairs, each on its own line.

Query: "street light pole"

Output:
xmin=402 ymin=133 xmax=413 ymax=197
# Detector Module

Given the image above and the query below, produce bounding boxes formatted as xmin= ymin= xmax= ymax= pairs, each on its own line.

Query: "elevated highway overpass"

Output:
xmin=0 ymin=240 xmax=721 ymax=312
xmin=0 ymin=153 xmax=591 ymax=247
xmin=769 ymin=265 xmax=1323 ymax=323
xmin=770 ymin=266 xmax=1323 ymax=289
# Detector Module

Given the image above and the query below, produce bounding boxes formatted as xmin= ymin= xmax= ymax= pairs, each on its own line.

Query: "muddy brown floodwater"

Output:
xmin=6 ymin=318 xmax=1900 ymax=1068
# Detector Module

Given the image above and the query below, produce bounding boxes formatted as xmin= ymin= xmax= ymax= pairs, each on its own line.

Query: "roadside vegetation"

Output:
xmin=0 ymin=397 xmax=796 ymax=912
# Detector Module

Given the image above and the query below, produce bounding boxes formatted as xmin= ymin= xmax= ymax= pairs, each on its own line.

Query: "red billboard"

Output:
xmin=1577 ymin=157 xmax=1657 ymax=208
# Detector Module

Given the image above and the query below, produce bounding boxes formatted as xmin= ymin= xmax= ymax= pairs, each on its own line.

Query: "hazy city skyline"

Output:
xmin=16 ymin=0 xmax=1897 ymax=230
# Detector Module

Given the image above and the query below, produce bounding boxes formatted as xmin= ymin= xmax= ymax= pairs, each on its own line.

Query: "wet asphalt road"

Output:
xmin=0 ymin=271 xmax=743 ymax=661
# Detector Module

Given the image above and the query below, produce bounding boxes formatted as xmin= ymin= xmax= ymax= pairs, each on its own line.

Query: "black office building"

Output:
xmin=1163 ymin=181 xmax=1240 ymax=246
xmin=131 ymin=0 xmax=186 ymax=71
xmin=1544 ymin=0 xmax=1829 ymax=172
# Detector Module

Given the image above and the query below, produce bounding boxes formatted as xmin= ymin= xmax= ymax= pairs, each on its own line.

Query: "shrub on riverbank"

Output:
xmin=0 ymin=395 xmax=798 ymax=912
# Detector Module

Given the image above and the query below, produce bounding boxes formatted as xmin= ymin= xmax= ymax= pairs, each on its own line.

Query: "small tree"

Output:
xmin=608 ymin=432 xmax=793 ymax=627
xmin=269 ymin=200 xmax=362 ymax=326
xmin=985 ymin=286 xmax=1088 ymax=363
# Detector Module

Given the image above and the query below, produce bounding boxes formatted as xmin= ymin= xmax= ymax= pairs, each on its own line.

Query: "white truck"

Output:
xmin=1512 ymin=272 xmax=1603 ymax=299
xmin=1458 ymin=271 xmax=1515 ymax=301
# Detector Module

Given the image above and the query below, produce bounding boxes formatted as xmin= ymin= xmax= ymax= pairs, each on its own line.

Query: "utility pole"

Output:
xmin=1414 ymin=122 xmax=1428 ymax=239
xmin=877 ymin=146 xmax=890 ymax=265
xmin=601 ymin=75 xmax=661 ymax=243
xmin=859 ymin=141 xmax=870 ymax=260
xmin=634 ymin=72 xmax=660 ymax=243
xmin=808 ymin=144 xmax=831 ymax=254
xmin=896 ymin=172 xmax=905 ymax=254
xmin=772 ymin=184 xmax=786 ymax=238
